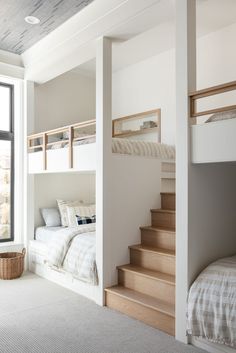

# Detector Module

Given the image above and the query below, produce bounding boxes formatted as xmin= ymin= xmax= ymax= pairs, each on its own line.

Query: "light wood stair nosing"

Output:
xmin=140 ymin=225 xmax=175 ymax=234
xmin=105 ymin=286 xmax=175 ymax=318
xmin=129 ymin=244 xmax=175 ymax=257
xmin=117 ymin=264 xmax=175 ymax=285
xmin=151 ymin=208 xmax=175 ymax=214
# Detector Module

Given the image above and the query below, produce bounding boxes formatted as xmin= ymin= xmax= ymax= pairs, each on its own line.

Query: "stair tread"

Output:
xmin=117 ymin=264 xmax=175 ymax=284
xmin=105 ymin=285 xmax=175 ymax=317
xmin=160 ymin=192 xmax=176 ymax=195
xmin=151 ymin=208 xmax=175 ymax=214
xmin=129 ymin=244 xmax=175 ymax=257
xmin=140 ymin=225 xmax=175 ymax=233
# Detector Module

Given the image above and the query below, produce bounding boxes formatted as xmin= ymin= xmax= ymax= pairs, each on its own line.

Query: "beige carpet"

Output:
xmin=0 ymin=272 xmax=206 ymax=353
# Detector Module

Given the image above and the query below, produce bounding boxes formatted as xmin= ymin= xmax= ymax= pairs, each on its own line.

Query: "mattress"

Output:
xmin=35 ymin=226 xmax=63 ymax=243
xmin=43 ymin=137 xmax=175 ymax=160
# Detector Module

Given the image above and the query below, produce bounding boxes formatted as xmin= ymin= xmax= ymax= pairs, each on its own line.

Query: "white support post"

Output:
xmin=96 ymin=37 xmax=112 ymax=305
xmin=175 ymin=0 xmax=196 ymax=343
xmin=23 ymin=81 xmax=35 ymax=267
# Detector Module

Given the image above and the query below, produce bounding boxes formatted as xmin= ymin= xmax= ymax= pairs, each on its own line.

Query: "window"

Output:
xmin=0 ymin=83 xmax=14 ymax=242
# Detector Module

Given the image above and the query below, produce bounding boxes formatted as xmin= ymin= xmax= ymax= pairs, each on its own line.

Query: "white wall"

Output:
xmin=112 ymin=50 xmax=175 ymax=145
xmin=34 ymin=173 xmax=95 ymax=228
xmin=113 ymin=21 xmax=236 ymax=145
xmin=34 ymin=71 xmax=95 ymax=132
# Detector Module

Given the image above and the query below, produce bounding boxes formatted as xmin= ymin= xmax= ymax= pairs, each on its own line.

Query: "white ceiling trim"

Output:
xmin=22 ymin=0 xmax=161 ymax=83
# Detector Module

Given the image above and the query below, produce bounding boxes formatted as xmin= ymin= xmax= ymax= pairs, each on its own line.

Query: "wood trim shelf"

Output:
xmin=114 ymin=127 xmax=158 ymax=138
xmin=112 ymin=109 xmax=161 ymax=142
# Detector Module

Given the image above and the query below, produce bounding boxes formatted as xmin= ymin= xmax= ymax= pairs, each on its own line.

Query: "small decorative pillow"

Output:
xmin=76 ymin=215 xmax=96 ymax=225
xmin=57 ymin=200 xmax=84 ymax=227
xmin=40 ymin=208 xmax=61 ymax=227
xmin=66 ymin=204 xmax=96 ymax=228
xmin=206 ymin=109 xmax=236 ymax=123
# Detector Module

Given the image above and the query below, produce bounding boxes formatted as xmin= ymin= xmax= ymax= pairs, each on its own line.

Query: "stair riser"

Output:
xmin=105 ymin=291 xmax=175 ymax=336
xmin=161 ymin=194 xmax=175 ymax=211
xmin=130 ymin=249 xmax=175 ymax=275
xmin=141 ymin=229 xmax=175 ymax=251
xmin=161 ymin=162 xmax=175 ymax=173
xmin=161 ymin=179 xmax=175 ymax=193
xmin=151 ymin=211 xmax=175 ymax=229
xmin=118 ymin=270 xmax=175 ymax=304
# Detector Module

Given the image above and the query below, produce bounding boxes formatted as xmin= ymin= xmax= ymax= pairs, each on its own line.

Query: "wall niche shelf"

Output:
xmin=112 ymin=109 xmax=161 ymax=142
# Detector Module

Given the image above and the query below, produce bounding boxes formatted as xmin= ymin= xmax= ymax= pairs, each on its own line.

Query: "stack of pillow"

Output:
xmin=40 ymin=200 xmax=96 ymax=228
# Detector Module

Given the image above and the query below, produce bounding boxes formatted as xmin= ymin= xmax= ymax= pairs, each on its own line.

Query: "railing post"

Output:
xmin=43 ymin=133 xmax=47 ymax=170
xmin=69 ymin=126 xmax=73 ymax=169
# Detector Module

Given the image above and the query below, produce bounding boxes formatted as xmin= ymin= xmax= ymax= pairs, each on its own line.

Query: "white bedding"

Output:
xmin=35 ymin=226 xmax=63 ymax=243
xmin=34 ymin=225 xmax=98 ymax=285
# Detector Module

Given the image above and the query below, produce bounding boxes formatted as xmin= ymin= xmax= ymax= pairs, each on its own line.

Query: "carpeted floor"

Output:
xmin=0 ymin=272 xmax=206 ymax=353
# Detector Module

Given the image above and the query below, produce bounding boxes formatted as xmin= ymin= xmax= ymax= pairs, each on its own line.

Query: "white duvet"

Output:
xmin=47 ymin=224 xmax=98 ymax=285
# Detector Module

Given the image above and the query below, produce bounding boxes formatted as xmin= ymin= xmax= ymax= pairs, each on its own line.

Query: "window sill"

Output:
xmin=0 ymin=242 xmax=24 ymax=249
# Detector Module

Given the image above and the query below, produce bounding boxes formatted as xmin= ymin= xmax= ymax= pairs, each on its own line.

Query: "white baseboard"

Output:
xmin=191 ymin=337 xmax=236 ymax=353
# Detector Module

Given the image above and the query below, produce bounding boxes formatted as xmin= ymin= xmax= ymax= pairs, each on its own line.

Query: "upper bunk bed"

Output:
xmin=27 ymin=109 xmax=175 ymax=174
xmin=189 ymin=81 xmax=236 ymax=164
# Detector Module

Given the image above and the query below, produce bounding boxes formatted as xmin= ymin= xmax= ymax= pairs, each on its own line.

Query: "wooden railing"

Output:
xmin=189 ymin=80 xmax=236 ymax=119
xmin=27 ymin=119 xmax=96 ymax=170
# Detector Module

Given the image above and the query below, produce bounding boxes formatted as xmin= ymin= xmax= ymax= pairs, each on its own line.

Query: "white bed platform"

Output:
xmin=189 ymin=80 xmax=236 ymax=164
xmin=29 ymin=240 xmax=99 ymax=303
xmin=191 ymin=337 xmax=236 ymax=353
xmin=28 ymin=143 xmax=96 ymax=173
xmin=191 ymin=119 xmax=236 ymax=164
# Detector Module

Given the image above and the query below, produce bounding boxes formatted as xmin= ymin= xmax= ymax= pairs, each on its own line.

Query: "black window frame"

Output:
xmin=0 ymin=82 xmax=14 ymax=243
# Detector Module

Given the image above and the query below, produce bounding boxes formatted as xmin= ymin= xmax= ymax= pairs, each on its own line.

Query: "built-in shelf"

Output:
xmin=114 ymin=127 xmax=158 ymax=138
xmin=112 ymin=109 xmax=161 ymax=142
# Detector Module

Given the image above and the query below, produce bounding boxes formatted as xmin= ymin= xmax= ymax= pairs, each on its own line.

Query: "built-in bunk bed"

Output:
xmin=189 ymin=80 xmax=236 ymax=163
xmin=187 ymin=81 xmax=236 ymax=352
xmin=28 ymin=109 xmax=175 ymax=303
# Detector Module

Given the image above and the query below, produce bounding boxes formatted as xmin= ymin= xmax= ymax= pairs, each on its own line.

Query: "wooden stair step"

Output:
xmin=151 ymin=209 xmax=175 ymax=229
xmin=161 ymin=192 xmax=175 ymax=211
xmin=140 ymin=226 xmax=175 ymax=250
xmin=129 ymin=244 xmax=175 ymax=275
xmin=105 ymin=286 xmax=175 ymax=336
xmin=118 ymin=264 xmax=175 ymax=284
xmin=118 ymin=264 xmax=175 ymax=303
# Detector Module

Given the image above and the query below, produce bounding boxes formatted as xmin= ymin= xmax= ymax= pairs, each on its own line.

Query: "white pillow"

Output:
xmin=40 ymin=208 xmax=61 ymax=227
xmin=206 ymin=109 xmax=236 ymax=123
xmin=66 ymin=204 xmax=96 ymax=228
xmin=57 ymin=200 xmax=84 ymax=227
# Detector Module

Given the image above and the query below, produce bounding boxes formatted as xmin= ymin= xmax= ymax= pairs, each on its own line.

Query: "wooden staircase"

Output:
xmin=105 ymin=191 xmax=176 ymax=336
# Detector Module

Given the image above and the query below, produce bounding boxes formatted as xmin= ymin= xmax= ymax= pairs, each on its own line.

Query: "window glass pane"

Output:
xmin=0 ymin=141 xmax=11 ymax=240
xmin=0 ymin=86 xmax=10 ymax=131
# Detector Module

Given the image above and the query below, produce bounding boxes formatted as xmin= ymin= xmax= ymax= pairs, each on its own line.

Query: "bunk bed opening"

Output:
xmin=189 ymin=80 xmax=236 ymax=163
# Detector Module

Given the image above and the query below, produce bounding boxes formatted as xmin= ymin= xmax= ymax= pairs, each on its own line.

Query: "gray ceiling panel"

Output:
xmin=0 ymin=0 xmax=94 ymax=54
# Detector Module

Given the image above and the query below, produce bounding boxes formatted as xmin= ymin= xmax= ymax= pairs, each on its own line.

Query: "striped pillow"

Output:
xmin=57 ymin=199 xmax=84 ymax=227
xmin=66 ymin=204 xmax=96 ymax=228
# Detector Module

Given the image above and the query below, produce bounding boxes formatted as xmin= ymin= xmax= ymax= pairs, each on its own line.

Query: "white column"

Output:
xmin=96 ymin=37 xmax=112 ymax=305
xmin=23 ymin=81 xmax=35 ymax=266
xmin=175 ymin=0 xmax=196 ymax=343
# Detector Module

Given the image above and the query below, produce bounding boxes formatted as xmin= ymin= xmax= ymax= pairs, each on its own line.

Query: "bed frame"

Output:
xmin=28 ymin=119 xmax=96 ymax=173
xmin=189 ymin=80 xmax=236 ymax=163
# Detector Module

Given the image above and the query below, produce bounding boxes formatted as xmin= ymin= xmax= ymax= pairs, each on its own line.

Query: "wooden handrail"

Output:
xmin=27 ymin=120 xmax=96 ymax=170
xmin=189 ymin=81 xmax=236 ymax=118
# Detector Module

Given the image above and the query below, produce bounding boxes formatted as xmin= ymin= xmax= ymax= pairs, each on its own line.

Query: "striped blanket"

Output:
xmin=187 ymin=255 xmax=236 ymax=348
xmin=47 ymin=224 xmax=98 ymax=285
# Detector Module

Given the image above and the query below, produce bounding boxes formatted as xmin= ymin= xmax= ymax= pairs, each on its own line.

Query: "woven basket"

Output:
xmin=0 ymin=248 xmax=26 ymax=280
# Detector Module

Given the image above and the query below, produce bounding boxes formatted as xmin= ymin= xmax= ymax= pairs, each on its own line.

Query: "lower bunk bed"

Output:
xmin=187 ymin=255 xmax=236 ymax=352
xmin=29 ymin=223 xmax=99 ymax=302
